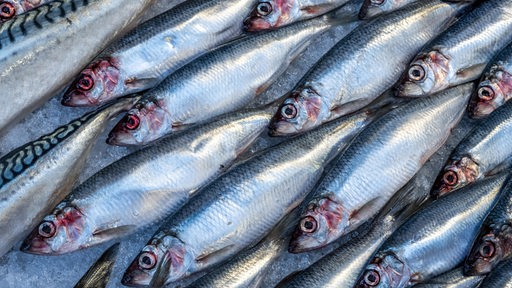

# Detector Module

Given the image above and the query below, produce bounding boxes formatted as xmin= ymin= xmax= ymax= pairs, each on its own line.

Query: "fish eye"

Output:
xmin=370 ymin=0 xmax=385 ymax=5
xmin=478 ymin=86 xmax=495 ymax=101
xmin=299 ymin=216 xmax=317 ymax=233
xmin=363 ymin=270 xmax=381 ymax=286
xmin=408 ymin=64 xmax=426 ymax=81
xmin=0 ymin=2 xmax=15 ymax=20
xmin=38 ymin=221 xmax=56 ymax=238
xmin=76 ymin=74 xmax=94 ymax=91
xmin=479 ymin=241 xmax=495 ymax=258
xmin=281 ymin=104 xmax=297 ymax=119
xmin=123 ymin=114 xmax=140 ymax=130
xmin=256 ymin=2 xmax=272 ymax=16
xmin=442 ymin=170 xmax=458 ymax=186
xmin=138 ymin=251 xmax=157 ymax=270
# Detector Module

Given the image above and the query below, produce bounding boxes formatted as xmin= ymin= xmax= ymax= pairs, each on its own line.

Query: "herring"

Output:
xmin=74 ymin=243 xmax=120 ymax=288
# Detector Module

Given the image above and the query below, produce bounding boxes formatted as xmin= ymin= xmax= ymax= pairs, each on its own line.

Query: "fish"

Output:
xmin=432 ymin=99 xmax=512 ymax=198
xmin=268 ymin=0 xmax=468 ymax=136
xmin=469 ymin=42 xmax=512 ymax=118
xmin=358 ymin=0 xmax=418 ymax=19
xmin=74 ymin=243 xmax=120 ymax=288
xmin=479 ymin=258 xmax=512 ymax=288
xmin=61 ymin=0 xmax=257 ymax=107
xmin=107 ymin=9 xmax=362 ymax=146
xmin=121 ymin=109 xmax=377 ymax=286
xmin=20 ymin=106 xmax=273 ymax=255
xmin=413 ymin=267 xmax=484 ymax=288
xmin=0 ymin=0 xmax=54 ymax=23
xmin=0 ymin=96 xmax=138 ymax=258
xmin=288 ymin=83 xmax=472 ymax=253
xmin=355 ymin=173 xmax=509 ymax=288
xmin=243 ymin=0 xmax=353 ymax=31
xmin=397 ymin=0 xmax=512 ymax=97
xmin=464 ymin=179 xmax=512 ymax=275
xmin=0 ymin=0 xmax=153 ymax=135
xmin=139 ymin=0 xmax=188 ymax=23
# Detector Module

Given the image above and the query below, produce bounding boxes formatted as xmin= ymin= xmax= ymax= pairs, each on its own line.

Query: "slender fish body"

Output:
xmin=469 ymin=43 xmax=512 ymax=118
xmin=479 ymin=259 xmax=512 ymax=288
xmin=107 ymin=12 xmax=362 ymax=146
xmin=139 ymin=0 xmax=188 ymax=23
xmin=358 ymin=0 xmax=418 ymax=19
xmin=413 ymin=267 xmax=484 ymax=288
xmin=356 ymin=174 xmax=509 ymax=288
xmin=0 ymin=0 xmax=153 ymax=134
xmin=61 ymin=0 xmax=257 ymax=107
xmin=74 ymin=243 xmax=120 ymax=288
xmin=398 ymin=0 xmax=512 ymax=97
xmin=288 ymin=84 xmax=472 ymax=253
xmin=268 ymin=0 xmax=467 ymax=136
xmin=0 ymin=0 xmax=54 ymax=23
xmin=20 ymin=107 xmax=273 ymax=255
xmin=0 ymin=97 xmax=138 ymax=258
xmin=432 ymin=100 xmax=512 ymax=197
xmin=122 ymin=110 xmax=376 ymax=286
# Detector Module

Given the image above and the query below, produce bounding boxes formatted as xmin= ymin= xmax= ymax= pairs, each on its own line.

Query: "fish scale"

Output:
xmin=359 ymin=0 xmax=419 ymax=19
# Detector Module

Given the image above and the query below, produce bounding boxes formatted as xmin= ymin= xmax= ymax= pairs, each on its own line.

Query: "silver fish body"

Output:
xmin=398 ymin=0 xmax=512 ymax=97
xmin=288 ymin=83 xmax=472 ymax=253
xmin=107 ymin=13 xmax=361 ymax=146
xmin=122 ymin=110 xmax=375 ymax=286
xmin=358 ymin=0 xmax=418 ymax=19
xmin=414 ymin=267 xmax=484 ymax=288
xmin=479 ymin=259 xmax=512 ymax=288
xmin=432 ymin=99 xmax=512 ymax=197
xmin=0 ymin=0 xmax=153 ymax=134
xmin=62 ymin=0 xmax=258 ymax=107
xmin=20 ymin=107 xmax=273 ymax=255
xmin=74 ymin=243 xmax=120 ymax=288
xmin=268 ymin=0 xmax=467 ymax=136
xmin=0 ymin=97 xmax=137 ymax=258
xmin=356 ymin=174 xmax=509 ymax=288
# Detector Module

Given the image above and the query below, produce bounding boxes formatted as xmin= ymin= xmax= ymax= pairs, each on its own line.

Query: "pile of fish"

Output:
xmin=2 ymin=0 xmax=512 ymax=287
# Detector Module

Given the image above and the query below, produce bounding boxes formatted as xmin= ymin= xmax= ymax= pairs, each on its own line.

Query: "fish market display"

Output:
xmin=122 ymin=110 xmax=376 ymax=286
xmin=469 ymin=42 xmax=512 ymax=118
xmin=0 ymin=0 xmax=54 ymax=22
xmin=358 ymin=0 xmax=418 ymax=19
xmin=356 ymin=174 xmax=510 ymax=288
xmin=432 ymin=99 xmax=512 ymax=197
xmin=414 ymin=267 xmax=484 ymax=288
xmin=398 ymin=0 xmax=512 ymax=97
xmin=107 ymin=10 xmax=361 ymax=146
xmin=21 ymin=107 xmax=273 ymax=255
xmin=74 ymin=243 xmax=120 ymax=288
xmin=0 ymin=0 xmax=153 ymax=135
xmin=0 ymin=97 xmax=138 ymax=258
xmin=269 ymin=0 xmax=468 ymax=136
xmin=479 ymin=259 xmax=512 ymax=288
xmin=288 ymin=84 xmax=471 ymax=253
xmin=62 ymin=0 xmax=257 ymax=107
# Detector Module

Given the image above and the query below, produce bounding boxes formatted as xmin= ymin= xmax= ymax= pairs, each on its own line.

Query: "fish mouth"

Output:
xmin=20 ymin=237 xmax=52 ymax=255
xmin=121 ymin=271 xmax=151 ymax=287
xmin=61 ymin=90 xmax=99 ymax=107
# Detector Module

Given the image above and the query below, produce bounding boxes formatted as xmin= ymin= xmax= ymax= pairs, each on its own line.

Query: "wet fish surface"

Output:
xmin=413 ymin=267 xmax=484 ymax=288
xmin=74 ymin=243 xmax=120 ymax=288
xmin=479 ymin=258 xmax=512 ymax=288
xmin=358 ymin=0 xmax=418 ymax=19
xmin=0 ymin=0 xmax=54 ymax=23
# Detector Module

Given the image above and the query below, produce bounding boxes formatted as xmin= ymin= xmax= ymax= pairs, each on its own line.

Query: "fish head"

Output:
xmin=397 ymin=50 xmax=450 ymax=97
xmin=122 ymin=233 xmax=193 ymax=286
xmin=107 ymin=98 xmax=172 ymax=146
xmin=465 ymin=226 xmax=512 ymax=275
xmin=289 ymin=197 xmax=349 ymax=253
xmin=357 ymin=253 xmax=412 ymax=288
xmin=359 ymin=0 xmax=395 ymax=19
xmin=62 ymin=58 xmax=120 ymax=107
xmin=243 ymin=0 xmax=298 ymax=31
xmin=469 ymin=68 xmax=512 ymax=118
xmin=269 ymin=89 xmax=328 ymax=136
xmin=431 ymin=156 xmax=479 ymax=198
xmin=20 ymin=203 xmax=88 ymax=255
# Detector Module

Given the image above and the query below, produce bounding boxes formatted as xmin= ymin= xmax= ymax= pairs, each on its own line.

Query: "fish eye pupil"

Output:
xmin=412 ymin=69 xmax=421 ymax=77
xmin=41 ymin=224 xmax=51 ymax=234
xmin=142 ymin=256 xmax=151 ymax=265
xmin=285 ymin=107 xmax=293 ymax=115
xmin=304 ymin=221 xmax=313 ymax=230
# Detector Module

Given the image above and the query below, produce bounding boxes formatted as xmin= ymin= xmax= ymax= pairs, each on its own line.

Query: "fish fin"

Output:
xmin=487 ymin=157 xmax=512 ymax=176
xmin=74 ymin=243 xmax=120 ymax=288
xmin=329 ymin=98 xmax=373 ymax=119
xmin=321 ymin=1 xmax=362 ymax=25
xmin=195 ymin=244 xmax=235 ymax=264
xmin=124 ymin=77 xmax=159 ymax=90
xmin=92 ymin=225 xmax=137 ymax=240
xmin=350 ymin=197 xmax=382 ymax=224
xmin=148 ymin=250 xmax=172 ymax=288
xmin=456 ymin=64 xmax=487 ymax=83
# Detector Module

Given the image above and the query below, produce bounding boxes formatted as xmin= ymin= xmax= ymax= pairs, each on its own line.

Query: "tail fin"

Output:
xmin=74 ymin=243 xmax=120 ymax=288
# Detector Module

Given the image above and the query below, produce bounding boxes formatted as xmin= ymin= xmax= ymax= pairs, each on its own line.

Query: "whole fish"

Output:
xmin=289 ymin=84 xmax=472 ymax=253
xmin=20 ymin=106 xmax=272 ymax=255
xmin=397 ymin=0 xmax=512 ymax=97
xmin=107 ymin=10 xmax=362 ymax=146
xmin=355 ymin=174 xmax=509 ymax=288
xmin=0 ymin=96 xmax=138 ymax=258
xmin=432 ymin=100 xmax=512 ymax=198
xmin=74 ymin=243 xmax=120 ymax=288
xmin=464 ymin=180 xmax=512 ymax=275
xmin=243 ymin=0 xmax=351 ymax=31
xmin=61 ymin=0 xmax=257 ymax=107
xmin=479 ymin=259 xmax=512 ymax=288
xmin=414 ymin=267 xmax=484 ymax=288
xmin=358 ymin=0 xmax=418 ymax=19
xmin=268 ymin=0 xmax=467 ymax=136
xmin=0 ymin=0 xmax=53 ymax=22
xmin=0 ymin=0 xmax=153 ymax=135
xmin=469 ymin=43 xmax=512 ymax=118
xmin=122 ymin=110 xmax=376 ymax=286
